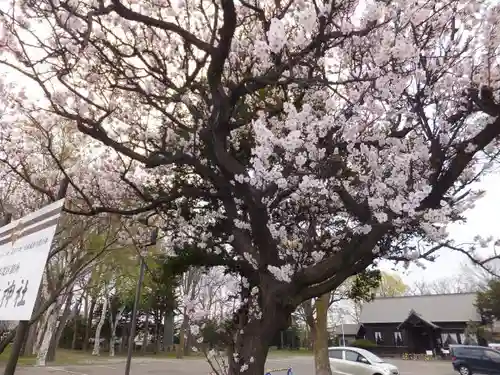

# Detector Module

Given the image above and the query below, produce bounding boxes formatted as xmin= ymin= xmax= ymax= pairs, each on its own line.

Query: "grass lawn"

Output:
xmin=0 ymin=347 xmax=97 ymax=366
xmin=0 ymin=346 xmax=206 ymax=366
xmin=0 ymin=346 xmax=310 ymax=367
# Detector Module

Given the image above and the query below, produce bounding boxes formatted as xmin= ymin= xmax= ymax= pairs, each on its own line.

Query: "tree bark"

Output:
xmin=142 ymin=309 xmax=150 ymax=353
xmin=155 ymin=315 xmax=161 ymax=353
xmin=176 ymin=310 xmax=187 ymax=359
xmin=83 ymin=298 xmax=96 ymax=352
xmin=34 ymin=305 xmax=52 ymax=356
xmin=36 ymin=303 xmax=58 ymax=366
xmin=226 ymin=302 xmax=288 ymax=375
xmin=119 ymin=322 xmax=127 ymax=353
xmin=92 ymin=297 xmax=108 ymax=356
xmin=184 ymin=323 xmax=192 ymax=356
xmin=313 ymin=294 xmax=333 ymax=375
xmin=109 ymin=306 xmax=124 ymax=357
xmin=25 ymin=320 xmax=39 ymax=356
xmin=127 ymin=315 xmax=134 ymax=352
xmin=21 ymin=287 xmax=44 ymax=357
xmin=70 ymin=292 xmax=85 ymax=351
xmin=47 ymin=289 xmax=74 ymax=362
xmin=71 ymin=317 xmax=78 ymax=350
xmin=162 ymin=311 xmax=173 ymax=352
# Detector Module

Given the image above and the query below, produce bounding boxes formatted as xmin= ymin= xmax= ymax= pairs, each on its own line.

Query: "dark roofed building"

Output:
xmin=359 ymin=293 xmax=481 ymax=355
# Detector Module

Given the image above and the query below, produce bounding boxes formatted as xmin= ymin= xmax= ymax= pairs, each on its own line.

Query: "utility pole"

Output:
xmin=341 ymin=321 xmax=345 ymax=346
xmin=124 ymin=228 xmax=158 ymax=375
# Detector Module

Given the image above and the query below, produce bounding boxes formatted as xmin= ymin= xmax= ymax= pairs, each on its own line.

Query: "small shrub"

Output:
xmin=351 ymin=339 xmax=376 ymax=348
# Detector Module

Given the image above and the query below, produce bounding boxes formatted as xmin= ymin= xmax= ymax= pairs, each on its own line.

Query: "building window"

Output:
xmin=441 ymin=332 xmax=458 ymax=347
xmin=393 ymin=331 xmax=403 ymax=346
xmin=375 ymin=331 xmax=383 ymax=345
xmin=459 ymin=333 xmax=465 ymax=344
xmin=461 ymin=332 xmax=478 ymax=345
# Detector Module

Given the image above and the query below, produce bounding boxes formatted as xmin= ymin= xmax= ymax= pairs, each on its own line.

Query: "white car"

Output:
xmin=328 ymin=346 xmax=399 ymax=375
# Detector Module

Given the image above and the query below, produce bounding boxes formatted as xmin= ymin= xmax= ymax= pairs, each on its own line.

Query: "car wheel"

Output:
xmin=458 ymin=365 xmax=471 ymax=375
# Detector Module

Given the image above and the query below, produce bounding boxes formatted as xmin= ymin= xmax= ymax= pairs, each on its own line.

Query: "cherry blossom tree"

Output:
xmin=1 ymin=0 xmax=500 ymax=373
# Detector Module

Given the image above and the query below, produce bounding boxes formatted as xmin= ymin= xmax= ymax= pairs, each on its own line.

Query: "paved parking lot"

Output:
xmin=1 ymin=356 xmax=457 ymax=375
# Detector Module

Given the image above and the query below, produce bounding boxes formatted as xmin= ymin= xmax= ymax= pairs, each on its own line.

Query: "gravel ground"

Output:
xmin=2 ymin=355 xmax=457 ymax=375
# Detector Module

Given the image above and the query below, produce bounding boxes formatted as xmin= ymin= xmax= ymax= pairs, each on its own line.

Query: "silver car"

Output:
xmin=328 ymin=346 xmax=399 ymax=375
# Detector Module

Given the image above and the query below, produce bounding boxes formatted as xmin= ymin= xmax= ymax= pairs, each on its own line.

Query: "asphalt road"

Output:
xmin=3 ymin=356 xmax=457 ymax=375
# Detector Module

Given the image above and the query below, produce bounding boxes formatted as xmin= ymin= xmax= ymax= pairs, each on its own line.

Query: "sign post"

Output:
xmin=0 ymin=197 xmax=65 ymax=375
xmin=124 ymin=228 xmax=158 ymax=375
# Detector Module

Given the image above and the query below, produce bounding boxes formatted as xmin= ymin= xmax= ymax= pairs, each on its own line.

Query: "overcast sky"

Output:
xmin=381 ymin=171 xmax=500 ymax=285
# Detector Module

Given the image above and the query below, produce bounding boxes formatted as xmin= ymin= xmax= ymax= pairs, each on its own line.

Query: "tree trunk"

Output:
xmin=152 ymin=317 xmax=158 ymax=354
xmin=162 ymin=311 xmax=173 ymax=352
xmin=92 ymin=298 xmax=108 ymax=356
xmin=20 ymin=282 xmax=44 ymax=357
xmin=25 ymin=320 xmax=39 ymax=356
xmin=226 ymin=304 xmax=287 ymax=375
xmin=68 ymin=292 xmax=85 ymax=351
xmin=47 ymin=289 xmax=74 ymax=362
xmin=18 ymin=323 xmax=30 ymax=358
xmin=127 ymin=315 xmax=134 ymax=352
xmin=155 ymin=316 xmax=161 ymax=353
xmin=34 ymin=305 xmax=53 ymax=356
xmin=83 ymin=298 xmax=96 ymax=352
xmin=184 ymin=323 xmax=192 ymax=356
xmin=34 ymin=320 xmax=46 ymax=356
xmin=313 ymin=294 xmax=333 ymax=375
xmin=71 ymin=317 xmax=78 ymax=350
xmin=176 ymin=310 xmax=187 ymax=359
xmin=36 ymin=303 xmax=58 ymax=366
xmin=109 ymin=306 xmax=124 ymax=357
xmin=119 ymin=322 xmax=127 ymax=353
xmin=142 ymin=309 xmax=150 ymax=353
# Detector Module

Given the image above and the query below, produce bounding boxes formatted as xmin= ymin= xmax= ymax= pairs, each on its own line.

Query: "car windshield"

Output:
xmin=356 ymin=348 xmax=384 ymax=363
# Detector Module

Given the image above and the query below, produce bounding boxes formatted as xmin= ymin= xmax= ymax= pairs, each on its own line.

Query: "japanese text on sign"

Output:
xmin=0 ymin=263 xmax=20 ymax=276
xmin=0 ymin=279 xmax=29 ymax=309
xmin=0 ymin=237 xmax=49 ymax=258
xmin=0 ymin=199 xmax=64 ymax=320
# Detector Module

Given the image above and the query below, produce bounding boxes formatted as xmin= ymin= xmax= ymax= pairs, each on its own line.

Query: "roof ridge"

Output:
xmin=372 ymin=292 xmax=477 ymax=300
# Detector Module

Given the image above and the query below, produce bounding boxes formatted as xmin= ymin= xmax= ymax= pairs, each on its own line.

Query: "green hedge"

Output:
xmin=350 ymin=339 xmax=377 ymax=348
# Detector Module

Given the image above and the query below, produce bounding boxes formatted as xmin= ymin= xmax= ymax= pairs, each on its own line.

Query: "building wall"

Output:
xmin=362 ymin=323 xmax=406 ymax=347
xmin=362 ymin=321 xmax=475 ymax=352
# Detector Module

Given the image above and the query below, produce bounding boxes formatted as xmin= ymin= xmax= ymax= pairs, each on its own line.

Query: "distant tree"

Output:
xmin=410 ymin=263 xmax=491 ymax=295
xmin=475 ymin=279 xmax=500 ymax=325
xmin=346 ymin=271 xmax=406 ymax=323
xmin=375 ymin=272 xmax=408 ymax=297
xmin=302 ymin=269 xmax=381 ymax=375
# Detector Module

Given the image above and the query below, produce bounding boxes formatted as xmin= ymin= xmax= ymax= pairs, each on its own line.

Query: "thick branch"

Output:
xmin=295 ymin=225 xmax=389 ymax=291
xmin=296 ymin=257 xmax=374 ymax=303
xmin=109 ymin=0 xmax=214 ymax=53
xmin=207 ymin=0 xmax=236 ymax=91
xmin=420 ymin=108 xmax=500 ymax=209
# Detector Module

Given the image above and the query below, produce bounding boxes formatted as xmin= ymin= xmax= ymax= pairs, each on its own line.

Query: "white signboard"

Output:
xmin=0 ymin=199 xmax=65 ymax=321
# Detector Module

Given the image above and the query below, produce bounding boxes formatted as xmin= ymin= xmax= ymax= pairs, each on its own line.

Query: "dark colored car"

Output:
xmin=450 ymin=344 xmax=500 ymax=375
